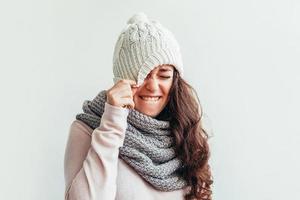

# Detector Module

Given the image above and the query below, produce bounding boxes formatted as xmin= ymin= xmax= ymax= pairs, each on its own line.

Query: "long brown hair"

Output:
xmin=157 ymin=68 xmax=213 ymax=200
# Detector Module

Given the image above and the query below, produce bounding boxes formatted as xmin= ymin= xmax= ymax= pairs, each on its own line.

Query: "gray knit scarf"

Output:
xmin=75 ymin=90 xmax=187 ymax=191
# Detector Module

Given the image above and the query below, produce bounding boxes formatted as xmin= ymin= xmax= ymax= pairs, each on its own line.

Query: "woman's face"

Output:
xmin=133 ymin=65 xmax=174 ymax=117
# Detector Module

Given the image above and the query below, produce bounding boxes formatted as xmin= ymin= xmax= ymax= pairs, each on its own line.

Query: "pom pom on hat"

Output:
xmin=127 ymin=12 xmax=150 ymax=24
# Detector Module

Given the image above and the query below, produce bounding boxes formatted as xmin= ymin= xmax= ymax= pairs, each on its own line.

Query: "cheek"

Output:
xmin=161 ymin=82 xmax=173 ymax=95
xmin=133 ymin=91 xmax=144 ymax=105
xmin=133 ymin=88 xmax=143 ymax=99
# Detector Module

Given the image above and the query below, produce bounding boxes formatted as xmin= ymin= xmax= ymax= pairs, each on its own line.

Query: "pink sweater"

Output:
xmin=64 ymin=102 xmax=188 ymax=200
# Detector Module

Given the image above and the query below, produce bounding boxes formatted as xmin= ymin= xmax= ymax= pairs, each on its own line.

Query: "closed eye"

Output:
xmin=160 ymin=76 xmax=171 ymax=79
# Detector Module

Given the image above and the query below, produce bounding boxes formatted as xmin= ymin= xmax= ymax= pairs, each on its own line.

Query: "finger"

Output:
xmin=114 ymin=87 xmax=134 ymax=99
xmin=118 ymin=81 xmax=138 ymax=97
xmin=120 ymin=98 xmax=135 ymax=109
xmin=117 ymin=79 xmax=137 ymax=87
xmin=123 ymin=79 xmax=137 ymax=85
xmin=131 ymin=86 xmax=138 ymax=96
xmin=115 ymin=79 xmax=135 ymax=90
xmin=117 ymin=79 xmax=136 ymax=85
xmin=129 ymin=82 xmax=139 ymax=96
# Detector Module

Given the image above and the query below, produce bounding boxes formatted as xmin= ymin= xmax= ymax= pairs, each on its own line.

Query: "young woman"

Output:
xmin=64 ymin=12 xmax=213 ymax=200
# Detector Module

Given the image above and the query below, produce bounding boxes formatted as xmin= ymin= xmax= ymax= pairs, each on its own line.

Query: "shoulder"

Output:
xmin=69 ymin=119 xmax=93 ymax=137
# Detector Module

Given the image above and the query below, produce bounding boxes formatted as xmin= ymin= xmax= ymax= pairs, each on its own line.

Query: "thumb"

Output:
xmin=131 ymin=86 xmax=138 ymax=96
xmin=131 ymin=81 xmax=139 ymax=94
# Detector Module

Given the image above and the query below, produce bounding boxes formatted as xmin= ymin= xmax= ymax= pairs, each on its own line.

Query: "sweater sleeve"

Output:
xmin=64 ymin=102 xmax=129 ymax=200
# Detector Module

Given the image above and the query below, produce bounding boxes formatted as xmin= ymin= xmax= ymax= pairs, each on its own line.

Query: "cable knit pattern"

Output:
xmin=112 ymin=12 xmax=184 ymax=86
xmin=76 ymin=90 xmax=187 ymax=191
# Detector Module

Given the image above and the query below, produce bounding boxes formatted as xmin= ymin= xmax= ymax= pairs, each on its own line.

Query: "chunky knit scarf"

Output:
xmin=75 ymin=90 xmax=187 ymax=191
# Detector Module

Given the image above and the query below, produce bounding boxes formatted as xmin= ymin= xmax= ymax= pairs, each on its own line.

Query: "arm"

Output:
xmin=64 ymin=102 xmax=129 ymax=200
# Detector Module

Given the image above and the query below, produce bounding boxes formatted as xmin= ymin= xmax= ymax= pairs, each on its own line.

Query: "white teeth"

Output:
xmin=141 ymin=96 xmax=160 ymax=101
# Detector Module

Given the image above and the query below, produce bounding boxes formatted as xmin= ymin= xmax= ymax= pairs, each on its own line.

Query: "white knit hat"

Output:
xmin=112 ymin=12 xmax=184 ymax=86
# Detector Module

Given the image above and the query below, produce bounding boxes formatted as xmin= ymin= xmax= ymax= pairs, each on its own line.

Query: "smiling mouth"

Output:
xmin=140 ymin=96 xmax=161 ymax=102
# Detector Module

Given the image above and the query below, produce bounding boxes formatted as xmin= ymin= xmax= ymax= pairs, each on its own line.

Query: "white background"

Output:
xmin=0 ymin=0 xmax=299 ymax=199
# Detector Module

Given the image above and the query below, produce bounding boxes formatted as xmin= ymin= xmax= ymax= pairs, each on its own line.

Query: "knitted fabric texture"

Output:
xmin=112 ymin=12 xmax=184 ymax=86
xmin=75 ymin=90 xmax=187 ymax=191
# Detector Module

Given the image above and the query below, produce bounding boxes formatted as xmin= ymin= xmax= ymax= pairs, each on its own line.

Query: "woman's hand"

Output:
xmin=106 ymin=79 xmax=138 ymax=109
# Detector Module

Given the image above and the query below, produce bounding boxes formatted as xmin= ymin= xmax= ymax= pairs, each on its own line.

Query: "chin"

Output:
xmin=144 ymin=111 xmax=159 ymax=117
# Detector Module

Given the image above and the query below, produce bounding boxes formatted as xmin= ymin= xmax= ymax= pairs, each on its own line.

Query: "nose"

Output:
xmin=145 ymin=76 xmax=159 ymax=92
